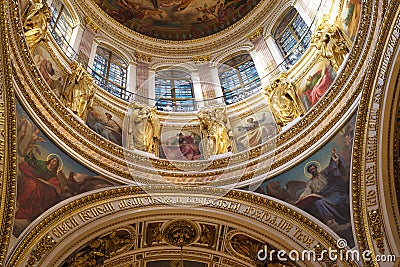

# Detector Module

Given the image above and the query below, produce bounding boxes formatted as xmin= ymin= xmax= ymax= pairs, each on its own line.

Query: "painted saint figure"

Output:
xmin=296 ymin=148 xmax=350 ymax=231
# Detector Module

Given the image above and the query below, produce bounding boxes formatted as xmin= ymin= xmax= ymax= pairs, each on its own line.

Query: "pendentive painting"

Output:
xmin=86 ymin=104 xmax=123 ymax=146
xmin=231 ymin=111 xmax=277 ymax=152
xmin=14 ymin=101 xmax=121 ymax=237
xmin=159 ymin=130 xmax=202 ymax=160
xmin=94 ymin=0 xmax=261 ymax=40
xmin=341 ymin=0 xmax=361 ymax=41
xmin=253 ymin=112 xmax=357 ymax=247
xmin=297 ymin=59 xmax=336 ymax=111
xmin=33 ymin=44 xmax=66 ymax=97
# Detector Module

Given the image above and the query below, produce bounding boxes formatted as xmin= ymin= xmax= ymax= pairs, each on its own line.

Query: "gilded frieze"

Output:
xmin=7 ymin=187 xmax=357 ymax=266
xmin=352 ymin=0 xmax=400 ymax=265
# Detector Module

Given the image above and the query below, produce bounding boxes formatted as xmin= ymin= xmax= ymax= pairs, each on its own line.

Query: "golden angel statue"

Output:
xmin=197 ymin=106 xmax=232 ymax=158
xmin=263 ymin=73 xmax=305 ymax=130
xmin=61 ymin=62 xmax=96 ymax=120
xmin=23 ymin=3 xmax=51 ymax=52
xmin=311 ymin=16 xmax=352 ymax=71
xmin=127 ymin=102 xmax=161 ymax=156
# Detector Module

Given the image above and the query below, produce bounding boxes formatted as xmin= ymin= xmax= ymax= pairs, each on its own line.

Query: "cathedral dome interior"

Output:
xmin=0 ymin=0 xmax=399 ymax=266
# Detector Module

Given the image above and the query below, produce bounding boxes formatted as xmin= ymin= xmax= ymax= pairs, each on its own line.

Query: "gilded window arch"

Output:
xmin=92 ymin=46 xmax=128 ymax=100
xmin=218 ymin=54 xmax=261 ymax=105
xmin=273 ymin=8 xmax=312 ymax=66
xmin=155 ymin=69 xmax=195 ymax=112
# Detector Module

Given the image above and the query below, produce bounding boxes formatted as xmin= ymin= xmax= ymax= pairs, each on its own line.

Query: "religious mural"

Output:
xmin=86 ymin=104 xmax=123 ymax=146
xmin=252 ymin=113 xmax=356 ymax=247
xmin=159 ymin=130 xmax=202 ymax=160
xmin=14 ymin=102 xmax=121 ymax=237
xmin=94 ymin=0 xmax=261 ymax=40
xmin=231 ymin=111 xmax=276 ymax=152
xmin=341 ymin=0 xmax=361 ymax=41
xmin=298 ymin=59 xmax=336 ymax=110
xmin=33 ymin=44 xmax=66 ymax=97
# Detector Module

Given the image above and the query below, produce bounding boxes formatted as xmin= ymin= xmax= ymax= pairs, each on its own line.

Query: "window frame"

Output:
xmin=92 ymin=47 xmax=128 ymax=100
xmin=48 ymin=0 xmax=75 ymax=56
xmin=219 ymin=54 xmax=261 ymax=105
xmin=273 ymin=8 xmax=312 ymax=65
xmin=155 ymin=69 xmax=195 ymax=112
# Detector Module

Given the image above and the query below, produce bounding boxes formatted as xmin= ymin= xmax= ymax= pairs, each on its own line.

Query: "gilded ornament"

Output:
xmin=85 ymin=16 xmax=99 ymax=33
xmin=192 ymin=54 xmax=211 ymax=64
xmin=263 ymin=73 xmax=305 ymax=130
xmin=64 ymin=228 xmax=135 ymax=266
xmin=61 ymin=61 xmax=96 ymax=120
xmin=247 ymin=27 xmax=263 ymax=42
xmin=367 ymin=209 xmax=385 ymax=253
xmin=22 ymin=3 xmax=51 ymax=52
xmin=197 ymin=106 xmax=233 ymax=158
xmin=311 ymin=17 xmax=351 ymax=71
xmin=162 ymin=219 xmax=199 ymax=247
xmin=134 ymin=51 xmax=152 ymax=63
xmin=27 ymin=235 xmax=57 ymax=266
xmin=127 ymin=101 xmax=161 ymax=156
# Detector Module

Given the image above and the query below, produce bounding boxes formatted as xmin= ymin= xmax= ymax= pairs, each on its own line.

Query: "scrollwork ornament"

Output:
xmin=27 ymin=235 xmax=57 ymax=266
xmin=162 ymin=219 xmax=199 ymax=248
xmin=367 ymin=209 xmax=385 ymax=253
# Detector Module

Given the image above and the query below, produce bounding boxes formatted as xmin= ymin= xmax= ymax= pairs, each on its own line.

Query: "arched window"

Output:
xmin=219 ymin=54 xmax=261 ymax=104
xmin=92 ymin=46 xmax=128 ymax=99
xmin=48 ymin=0 xmax=75 ymax=57
xmin=155 ymin=69 xmax=195 ymax=112
xmin=273 ymin=8 xmax=312 ymax=66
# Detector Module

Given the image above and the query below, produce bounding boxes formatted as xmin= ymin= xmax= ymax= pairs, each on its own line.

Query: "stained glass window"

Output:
xmin=219 ymin=54 xmax=261 ymax=104
xmin=48 ymin=0 xmax=75 ymax=58
xmin=92 ymin=47 xmax=128 ymax=99
xmin=155 ymin=70 xmax=195 ymax=112
xmin=273 ymin=8 xmax=312 ymax=66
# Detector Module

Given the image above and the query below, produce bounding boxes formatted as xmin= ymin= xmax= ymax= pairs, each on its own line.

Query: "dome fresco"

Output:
xmin=93 ymin=0 xmax=261 ymax=40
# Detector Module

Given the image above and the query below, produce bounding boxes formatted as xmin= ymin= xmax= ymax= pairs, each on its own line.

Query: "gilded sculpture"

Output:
xmin=61 ymin=62 xmax=96 ymax=120
xmin=197 ymin=106 xmax=232 ymax=158
xmin=311 ymin=17 xmax=351 ymax=71
xmin=23 ymin=2 xmax=51 ymax=52
xmin=263 ymin=73 xmax=305 ymax=130
xmin=128 ymin=101 xmax=160 ymax=155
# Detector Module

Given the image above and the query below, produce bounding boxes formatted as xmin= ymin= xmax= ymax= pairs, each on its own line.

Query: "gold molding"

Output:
xmin=8 ymin=187 xmax=356 ymax=266
xmin=85 ymin=16 xmax=99 ymax=33
xmin=134 ymin=51 xmax=152 ymax=63
xmin=192 ymin=54 xmax=211 ymax=64
xmin=247 ymin=27 xmax=263 ymax=42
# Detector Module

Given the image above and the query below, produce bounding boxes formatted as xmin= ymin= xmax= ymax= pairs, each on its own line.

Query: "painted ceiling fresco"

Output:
xmin=94 ymin=0 xmax=261 ymax=40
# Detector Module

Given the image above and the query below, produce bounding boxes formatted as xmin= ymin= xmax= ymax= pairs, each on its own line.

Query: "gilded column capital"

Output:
xmin=192 ymin=54 xmax=211 ymax=64
xmin=247 ymin=27 xmax=263 ymax=42
xmin=135 ymin=51 xmax=152 ymax=63
xmin=85 ymin=17 xmax=99 ymax=33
